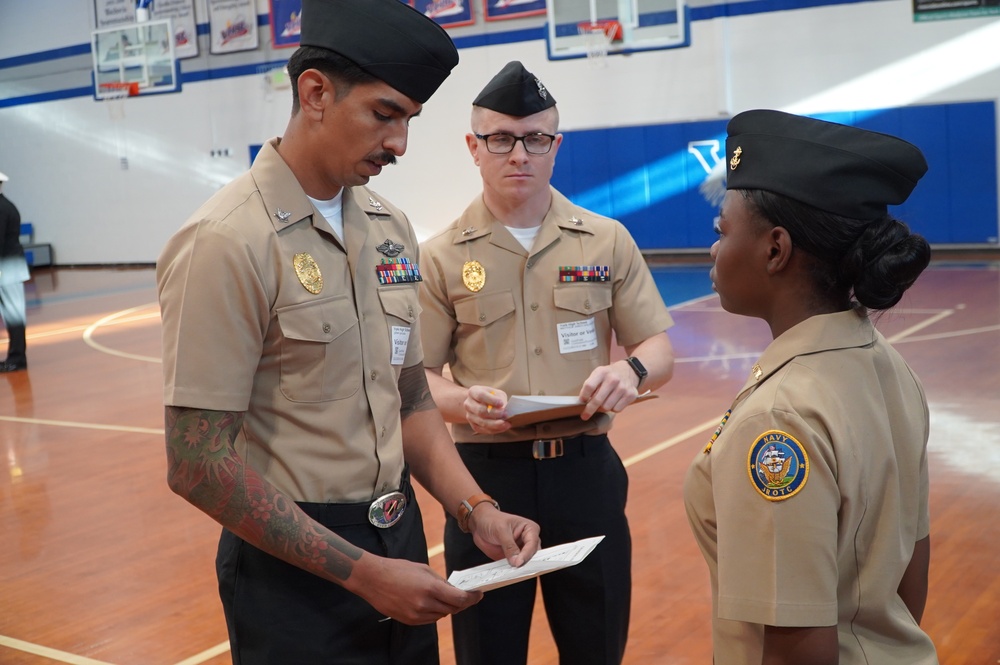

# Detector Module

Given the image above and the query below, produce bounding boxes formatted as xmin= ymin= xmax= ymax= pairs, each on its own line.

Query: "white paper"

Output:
xmin=447 ymin=535 xmax=605 ymax=592
xmin=504 ymin=391 xmax=653 ymax=419
xmin=505 ymin=394 xmax=584 ymax=418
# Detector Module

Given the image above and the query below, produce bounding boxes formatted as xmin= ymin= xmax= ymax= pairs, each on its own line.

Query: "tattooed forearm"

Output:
xmin=399 ymin=363 xmax=437 ymax=419
xmin=163 ymin=405 xmax=362 ymax=580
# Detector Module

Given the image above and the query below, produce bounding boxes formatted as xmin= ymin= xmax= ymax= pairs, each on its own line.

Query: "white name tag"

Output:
xmin=556 ymin=318 xmax=598 ymax=354
xmin=391 ymin=326 xmax=411 ymax=365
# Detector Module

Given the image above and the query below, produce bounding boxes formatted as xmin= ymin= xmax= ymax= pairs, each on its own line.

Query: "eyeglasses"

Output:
xmin=474 ymin=133 xmax=556 ymax=155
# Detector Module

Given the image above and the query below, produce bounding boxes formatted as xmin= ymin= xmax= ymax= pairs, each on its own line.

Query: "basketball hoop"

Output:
xmin=99 ymin=81 xmax=138 ymax=121
xmin=577 ymin=19 xmax=621 ymax=64
xmin=99 ymin=82 xmax=138 ymax=169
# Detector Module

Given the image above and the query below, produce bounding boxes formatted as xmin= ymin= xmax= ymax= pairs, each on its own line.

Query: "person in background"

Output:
xmin=155 ymin=3 xmax=540 ymax=663
xmin=419 ymin=61 xmax=675 ymax=665
xmin=0 ymin=170 xmax=29 ymax=373
xmin=684 ymin=109 xmax=938 ymax=665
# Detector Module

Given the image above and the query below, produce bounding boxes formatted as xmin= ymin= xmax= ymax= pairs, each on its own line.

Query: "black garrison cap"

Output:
xmin=300 ymin=0 xmax=459 ymax=104
xmin=473 ymin=61 xmax=556 ymax=116
xmin=725 ymin=109 xmax=928 ymax=220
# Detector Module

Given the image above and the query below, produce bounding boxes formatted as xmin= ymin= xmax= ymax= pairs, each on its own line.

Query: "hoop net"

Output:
xmin=100 ymin=82 xmax=138 ymax=121
xmin=577 ymin=20 xmax=621 ymax=63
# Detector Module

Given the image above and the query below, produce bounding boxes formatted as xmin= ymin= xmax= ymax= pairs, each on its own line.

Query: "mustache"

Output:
xmin=367 ymin=151 xmax=397 ymax=166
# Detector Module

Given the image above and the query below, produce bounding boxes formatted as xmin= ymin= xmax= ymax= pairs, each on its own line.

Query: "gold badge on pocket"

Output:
xmin=293 ymin=252 xmax=323 ymax=294
xmin=462 ymin=260 xmax=486 ymax=292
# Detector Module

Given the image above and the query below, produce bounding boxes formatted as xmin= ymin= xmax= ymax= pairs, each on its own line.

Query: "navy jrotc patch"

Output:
xmin=747 ymin=430 xmax=809 ymax=501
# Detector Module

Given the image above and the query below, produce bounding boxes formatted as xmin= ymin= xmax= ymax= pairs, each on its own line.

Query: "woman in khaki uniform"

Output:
xmin=684 ymin=110 xmax=938 ymax=664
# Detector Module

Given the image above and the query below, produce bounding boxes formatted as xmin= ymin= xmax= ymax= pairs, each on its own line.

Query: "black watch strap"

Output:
xmin=625 ymin=356 xmax=648 ymax=387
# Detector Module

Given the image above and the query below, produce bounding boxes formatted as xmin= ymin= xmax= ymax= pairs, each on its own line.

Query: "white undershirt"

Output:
xmin=308 ymin=191 xmax=345 ymax=242
xmin=504 ymin=224 xmax=541 ymax=252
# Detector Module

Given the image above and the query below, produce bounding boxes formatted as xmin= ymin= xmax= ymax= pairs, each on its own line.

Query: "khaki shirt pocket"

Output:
xmin=377 ymin=286 xmax=421 ymax=326
xmin=276 ymin=295 xmax=361 ymax=402
xmin=454 ymin=290 xmax=516 ymax=370
xmin=553 ymin=284 xmax=613 ymax=361
xmin=378 ymin=286 xmax=421 ymax=367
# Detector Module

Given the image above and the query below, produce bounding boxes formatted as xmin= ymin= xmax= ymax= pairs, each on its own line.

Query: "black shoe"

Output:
xmin=0 ymin=359 xmax=27 ymax=373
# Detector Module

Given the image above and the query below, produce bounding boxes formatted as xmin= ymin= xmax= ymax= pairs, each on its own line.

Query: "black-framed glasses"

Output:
xmin=474 ymin=132 xmax=556 ymax=155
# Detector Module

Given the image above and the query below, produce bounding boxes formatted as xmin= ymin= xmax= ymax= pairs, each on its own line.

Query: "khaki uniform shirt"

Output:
xmin=158 ymin=138 xmax=422 ymax=503
xmin=419 ymin=188 xmax=673 ymax=443
xmin=683 ymin=308 xmax=937 ymax=664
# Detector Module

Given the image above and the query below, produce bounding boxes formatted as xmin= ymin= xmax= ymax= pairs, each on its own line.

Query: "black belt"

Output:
xmin=298 ymin=470 xmax=411 ymax=529
xmin=459 ymin=434 xmax=608 ymax=460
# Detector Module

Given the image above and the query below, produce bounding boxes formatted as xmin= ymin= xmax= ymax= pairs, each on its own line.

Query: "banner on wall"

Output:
xmin=415 ymin=0 xmax=476 ymax=28
xmin=913 ymin=0 xmax=1000 ymax=21
xmin=270 ymin=0 xmax=302 ymax=48
xmin=94 ymin=0 xmax=136 ymax=28
xmin=151 ymin=0 xmax=199 ymax=58
xmin=208 ymin=0 xmax=259 ymax=54
xmin=483 ymin=0 xmax=546 ymax=21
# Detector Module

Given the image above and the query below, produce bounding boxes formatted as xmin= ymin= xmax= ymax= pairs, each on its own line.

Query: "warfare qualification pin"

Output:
xmin=376 ymin=238 xmax=405 ymax=257
xmin=462 ymin=260 xmax=486 ymax=292
xmin=293 ymin=252 xmax=323 ymax=294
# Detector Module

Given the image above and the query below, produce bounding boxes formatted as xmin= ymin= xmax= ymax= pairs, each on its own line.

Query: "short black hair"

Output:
xmin=286 ymin=46 xmax=379 ymax=112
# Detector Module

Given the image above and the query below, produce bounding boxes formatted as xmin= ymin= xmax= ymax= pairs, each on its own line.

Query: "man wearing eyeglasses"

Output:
xmin=418 ymin=61 xmax=676 ymax=665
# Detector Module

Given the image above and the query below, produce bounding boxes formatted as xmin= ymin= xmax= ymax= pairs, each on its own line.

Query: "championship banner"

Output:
xmin=208 ymin=0 xmax=259 ymax=54
xmin=94 ymin=0 xmax=136 ymax=29
xmin=152 ymin=0 xmax=199 ymax=59
xmin=415 ymin=0 xmax=476 ymax=28
xmin=270 ymin=0 xmax=302 ymax=48
xmin=483 ymin=0 xmax=546 ymax=22
xmin=913 ymin=0 xmax=1000 ymax=21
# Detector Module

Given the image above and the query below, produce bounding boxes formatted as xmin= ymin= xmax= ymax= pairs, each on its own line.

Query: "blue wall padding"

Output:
xmin=551 ymin=101 xmax=998 ymax=249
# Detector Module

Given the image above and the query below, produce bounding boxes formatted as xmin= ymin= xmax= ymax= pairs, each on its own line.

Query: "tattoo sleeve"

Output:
xmin=398 ymin=363 xmax=437 ymax=419
xmin=164 ymin=405 xmax=362 ymax=581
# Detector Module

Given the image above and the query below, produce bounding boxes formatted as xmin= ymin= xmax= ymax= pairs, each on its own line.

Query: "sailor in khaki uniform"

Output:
xmin=419 ymin=61 xmax=675 ymax=665
xmin=684 ymin=110 xmax=938 ymax=664
xmin=156 ymin=4 xmax=539 ymax=663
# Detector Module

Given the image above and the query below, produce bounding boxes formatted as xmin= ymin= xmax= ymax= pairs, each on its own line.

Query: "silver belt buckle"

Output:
xmin=532 ymin=439 xmax=564 ymax=460
xmin=368 ymin=491 xmax=407 ymax=528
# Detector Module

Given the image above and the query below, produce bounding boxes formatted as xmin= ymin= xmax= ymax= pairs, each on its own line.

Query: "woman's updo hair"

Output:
xmin=742 ymin=189 xmax=931 ymax=310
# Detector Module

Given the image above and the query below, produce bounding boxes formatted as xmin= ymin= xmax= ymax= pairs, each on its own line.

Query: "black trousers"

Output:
xmin=445 ymin=434 xmax=631 ymax=665
xmin=216 ymin=479 xmax=438 ymax=665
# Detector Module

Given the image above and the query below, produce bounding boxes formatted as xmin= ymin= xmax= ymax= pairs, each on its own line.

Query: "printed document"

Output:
xmin=447 ymin=536 xmax=605 ymax=592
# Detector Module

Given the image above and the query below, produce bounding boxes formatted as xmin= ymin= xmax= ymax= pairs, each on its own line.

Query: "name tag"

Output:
xmin=391 ymin=325 xmax=410 ymax=365
xmin=556 ymin=318 xmax=598 ymax=354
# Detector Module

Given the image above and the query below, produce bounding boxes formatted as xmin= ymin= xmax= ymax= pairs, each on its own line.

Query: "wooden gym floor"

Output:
xmin=1 ymin=258 xmax=998 ymax=664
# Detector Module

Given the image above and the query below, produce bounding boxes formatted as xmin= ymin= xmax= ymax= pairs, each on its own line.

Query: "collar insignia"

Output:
xmin=376 ymin=238 xmax=405 ymax=257
xmin=274 ymin=208 xmax=292 ymax=222
xmin=461 ymin=226 xmax=477 ymax=236
xmin=752 ymin=363 xmax=763 ymax=381
xmin=568 ymin=217 xmax=583 ymax=226
xmin=368 ymin=196 xmax=384 ymax=212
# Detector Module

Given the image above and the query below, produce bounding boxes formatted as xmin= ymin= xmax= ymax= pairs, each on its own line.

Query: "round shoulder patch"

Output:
xmin=747 ymin=430 xmax=809 ymax=501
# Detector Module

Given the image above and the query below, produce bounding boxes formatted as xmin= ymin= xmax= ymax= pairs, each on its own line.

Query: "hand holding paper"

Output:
xmin=447 ymin=536 xmax=605 ymax=592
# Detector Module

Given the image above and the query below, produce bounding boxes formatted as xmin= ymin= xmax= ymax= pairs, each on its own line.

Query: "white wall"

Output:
xmin=0 ymin=0 xmax=998 ymax=264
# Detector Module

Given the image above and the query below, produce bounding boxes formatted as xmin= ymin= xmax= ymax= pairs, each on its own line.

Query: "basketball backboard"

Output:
xmin=91 ymin=19 xmax=180 ymax=99
xmin=546 ymin=0 xmax=689 ymax=60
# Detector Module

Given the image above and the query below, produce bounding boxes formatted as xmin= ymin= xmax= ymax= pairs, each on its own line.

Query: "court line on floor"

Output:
xmin=0 ymin=636 xmax=117 ymax=665
xmin=0 ymin=415 xmax=162 ymax=435
xmin=83 ymin=306 xmax=162 ymax=362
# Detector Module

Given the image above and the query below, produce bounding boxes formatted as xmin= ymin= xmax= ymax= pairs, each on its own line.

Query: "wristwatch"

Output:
xmin=624 ymin=356 xmax=648 ymax=388
xmin=457 ymin=493 xmax=499 ymax=533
